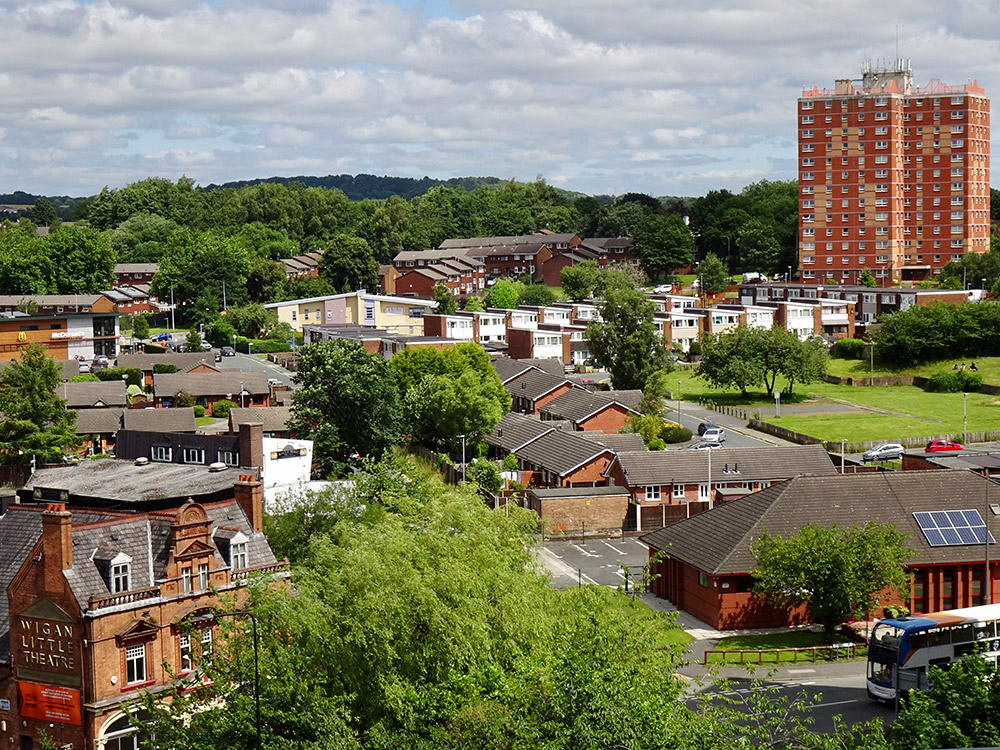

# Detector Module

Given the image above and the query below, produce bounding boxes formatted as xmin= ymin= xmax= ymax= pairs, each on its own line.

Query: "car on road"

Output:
xmin=926 ymin=439 xmax=964 ymax=452
xmin=267 ymin=378 xmax=281 ymax=387
xmin=653 ymin=284 xmax=672 ymax=293
xmin=685 ymin=441 xmax=723 ymax=450
xmin=199 ymin=341 xmax=212 ymax=352
xmin=698 ymin=421 xmax=720 ymax=436
xmin=150 ymin=332 xmax=171 ymax=342
xmin=862 ymin=443 xmax=904 ymax=462
xmin=220 ymin=346 xmax=235 ymax=357
xmin=700 ymin=427 xmax=726 ymax=443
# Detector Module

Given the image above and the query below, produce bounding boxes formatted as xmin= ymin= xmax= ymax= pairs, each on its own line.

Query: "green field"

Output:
xmin=827 ymin=355 xmax=1000 ymax=385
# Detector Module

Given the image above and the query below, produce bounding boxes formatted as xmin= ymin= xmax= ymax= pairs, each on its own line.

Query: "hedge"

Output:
xmin=835 ymin=338 xmax=866 ymax=359
xmin=925 ymin=370 xmax=983 ymax=393
xmin=233 ymin=337 xmax=293 ymax=354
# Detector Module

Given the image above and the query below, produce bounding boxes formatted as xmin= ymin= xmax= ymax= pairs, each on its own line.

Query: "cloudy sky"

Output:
xmin=1 ymin=0 xmax=998 ymax=198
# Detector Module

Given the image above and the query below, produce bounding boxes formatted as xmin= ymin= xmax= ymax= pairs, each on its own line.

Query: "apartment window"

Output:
xmin=217 ymin=450 xmax=237 ymax=466
xmin=291 ymin=311 xmax=297 ymax=321
xmin=151 ymin=445 xmax=172 ymax=462
xmin=198 ymin=563 xmax=209 ymax=591
xmin=232 ymin=541 xmax=248 ymax=570
xmin=826 ymin=256 xmax=833 ymax=264
xmin=802 ymin=256 xmax=815 ymax=265
xmin=111 ymin=562 xmax=130 ymax=593
xmin=645 ymin=485 xmax=661 ymax=503
xmin=801 ymin=115 xmax=814 ymax=124
xmin=182 ymin=566 xmax=192 ymax=593
xmin=802 ymin=214 xmax=815 ymax=223
xmin=802 ymin=158 xmax=814 ymax=166
xmin=842 ymin=256 xmax=849 ymax=264
xmin=951 ymin=110 xmax=964 ymax=119
xmin=201 ymin=628 xmax=213 ymax=660
xmin=952 ymin=124 xmax=964 ymax=133
xmin=874 ymin=97 xmax=888 ymax=106
xmin=875 ymin=126 xmax=888 ymax=135
xmin=801 ymin=101 xmax=814 ymax=110
xmin=802 ymin=199 xmax=815 ymax=208
xmin=876 ymin=255 xmax=889 ymax=264
xmin=126 ymin=644 xmax=146 ymax=684
xmin=303 ymin=309 xmax=309 ymax=321
xmin=801 ymin=143 xmax=814 ymax=152
xmin=875 ymin=111 xmax=888 ymax=121
xmin=875 ymin=140 xmax=888 ymax=149
xmin=182 ymin=447 xmax=205 ymax=465
xmin=802 ymin=185 xmax=814 ymax=194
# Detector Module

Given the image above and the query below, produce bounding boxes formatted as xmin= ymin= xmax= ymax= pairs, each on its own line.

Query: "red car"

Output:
xmin=926 ymin=440 xmax=964 ymax=452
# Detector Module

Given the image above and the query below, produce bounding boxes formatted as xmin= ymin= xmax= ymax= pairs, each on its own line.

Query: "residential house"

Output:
xmin=152 ymin=372 xmax=270 ymax=413
xmin=60 ymin=381 xmax=128 ymax=409
xmin=112 ymin=263 xmax=158 ymax=287
xmin=228 ymin=407 xmax=294 ymax=439
xmin=503 ymin=368 xmax=579 ymax=414
xmin=538 ymin=389 xmax=638 ymax=433
xmin=263 ymin=291 xmax=437 ymax=334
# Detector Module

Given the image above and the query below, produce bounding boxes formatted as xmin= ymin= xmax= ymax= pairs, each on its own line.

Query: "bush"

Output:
xmin=233 ymin=337 xmax=293 ymax=354
xmin=835 ymin=338 xmax=866 ymax=359
xmin=210 ymin=399 xmax=237 ymax=419
xmin=661 ymin=424 xmax=693 ymax=443
xmin=95 ymin=367 xmax=143 ymax=387
xmin=69 ymin=374 xmax=100 ymax=382
xmin=152 ymin=363 xmax=179 ymax=374
xmin=687 ymin=341 xmax=702 ymax=357
xmin=926 ymin=370 xmax=983 ymax=393
xmin=143 ymin=343 xmax=169 ymax=354
xmin=175 ymin=391 xmax=195 ymax=408
xmin=192 ymin=405 xmax=205 ymax=418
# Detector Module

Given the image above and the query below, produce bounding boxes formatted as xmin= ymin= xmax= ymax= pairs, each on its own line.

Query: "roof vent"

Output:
xmin=208 ymin=462 xmax=228 ymax=472
xmin=733 ymin=463 xmax=739 ymax=474
xmin=723 ymin=463 xmax=729 ymax=474
xmin=134 ymin=457 xmax=149 ymax=466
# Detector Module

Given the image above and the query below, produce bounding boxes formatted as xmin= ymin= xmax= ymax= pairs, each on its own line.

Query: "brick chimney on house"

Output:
xmin=239 ymin=422 xmax=264 ymax=471
xmin=234 ymin=475 xmax=264 ymax=534
xmin=41 ymin=503 xmax=72 ymax=595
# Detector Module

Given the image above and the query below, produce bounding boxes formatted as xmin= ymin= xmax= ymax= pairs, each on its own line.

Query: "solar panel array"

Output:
xmin=913 ymin=509 xmax=996 ymax=547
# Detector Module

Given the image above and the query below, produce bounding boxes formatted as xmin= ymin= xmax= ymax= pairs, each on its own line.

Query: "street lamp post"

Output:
xmin=676 ymin=381 xmax=682 ymax=424
xmin=963 ymin=392 xmax=968 ymax=445
xmin=240 ymin=381 xmax=245 ymax=409
xmin=841 ymin=438 xmax=847 ymax=474
xmin=787 ymin=265 xmax=792 ymax=283
xmin=869 ymin=341 xmax=875 ymax=386
xmin=193 ymin=611 xmax=260 ymax=750
xmin=774 ymin=391 xmax=780 ymax=418
xmin=457 ymin=434 xmax=466 ymax=482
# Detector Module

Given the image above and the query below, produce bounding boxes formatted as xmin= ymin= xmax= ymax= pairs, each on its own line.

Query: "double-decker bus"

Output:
xmin=867 ymin=604 xmax=1000 ymax=702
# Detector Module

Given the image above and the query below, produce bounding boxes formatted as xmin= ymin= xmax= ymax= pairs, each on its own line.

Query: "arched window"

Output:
xmin=97 ymin=711 xmax=149 ymax=750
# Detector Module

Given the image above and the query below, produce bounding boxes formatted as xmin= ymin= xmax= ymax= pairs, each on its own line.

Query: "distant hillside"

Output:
xmin=202 ymin=173 xmax=506 ymax=201
xmin=0 ymin=191 xmax=80 ymax=207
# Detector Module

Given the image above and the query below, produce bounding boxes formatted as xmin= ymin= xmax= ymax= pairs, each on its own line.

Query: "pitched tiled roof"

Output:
xmin=537 ymin=388 xmax=637 ymax=424
xmin=515 ymin=358 xmax=564 ymax=377
xmin=60 ymin=381 xmax=128 ymax=408
xmin=114 ymin=263 xmax=159 ymax=274
xmin=640 ymin=471 xmax=1000 ymax=574
xmin=486 ymin=412 xmax=556 ymax=453
xmin=504 ymin=369 xmax=574 ymax=402
xmin=228 ymin=407 xmax=292 ymax=434
xmin=0 ymin=508 xmax=44 ymax=659
xmin=515 ymin=429 xmax=613 ymax=477
xmin=585 ymin=432 xmax=647 ymax=453
xmin=608 ymin=390 xmax=644 ymax=410
xmin=153 ymin=371 xmax=269 ymax=398
xmin=123 ymin=407 xmax=197 ymax=433
xmin=609 ymin=444 xmax=836 ymax=486
xmin=73 ymin=408 xmax=124 ymax=435
xmin=118 ymin=353 xmax=217 ymax=371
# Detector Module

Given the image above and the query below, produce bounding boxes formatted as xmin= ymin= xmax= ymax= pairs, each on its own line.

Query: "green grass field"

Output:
xmin=195 ymin=416 xmax=216 ymax=427
xmin=708 ymin=630 xmax=865 ymax=665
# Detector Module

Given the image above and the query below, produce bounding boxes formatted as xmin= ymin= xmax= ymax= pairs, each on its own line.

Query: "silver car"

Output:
xmin=862 ymin=443 xmax=904 ymax=462
xmin=701 ymin=427 xmax=726 ymax=443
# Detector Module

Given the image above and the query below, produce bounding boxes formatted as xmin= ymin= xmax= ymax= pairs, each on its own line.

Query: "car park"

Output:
xmin=926 ymin=439 xmax=964 ymax=452
xmin=220 ymin=346 xmax=235 ymax=357
xmin=862 ymin=443 xmax=905 ymax=462
xmin=200 ymin=341 xmax=212 ymax=352
xmin=700 ymin=427 xmax=726 ymax=443
xmin=698 ymin=421 xmax=720 ymax=436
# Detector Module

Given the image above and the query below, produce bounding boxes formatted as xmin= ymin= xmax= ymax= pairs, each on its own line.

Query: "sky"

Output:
xmin=1 ymin=0 xmax=998 ymax=199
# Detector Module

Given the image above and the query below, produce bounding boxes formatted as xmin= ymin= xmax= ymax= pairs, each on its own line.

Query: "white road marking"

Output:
xmin=541 ymin=547 xmax=563 ymax=560
xmin=602 ymin=540 xmax=620 ymax=552
xmin=571 ymin=544 xmax=595 ymax=557
xmin=786 ymin=669 xmax=816 ymax=674
xmin=581 ymin=572 xmax=599 ymax=584
xmin=807 ymin=699 xmax=859 ymax=709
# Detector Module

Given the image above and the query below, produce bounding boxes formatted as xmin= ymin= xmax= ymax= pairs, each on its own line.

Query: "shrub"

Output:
xmin=661 ymin=424 xmax=693 ymax=443
xmin=69 ymin=374 xmax=100 ymax=382
xmin=210 ymin=399 xmax=237 ymax=419
xmin=926 ymin=370 xmax=983 ymax=393
xmin=835 ymin=338 xmax=866 ymax=359
xmin=95 ymin=367 xmax=143 ymax=387
xmin=648 ymin=438 xmax=666 ymax=451
xmin=175 ymin=391 xmax=195 ymax=408
xmin=191 ymin=405 xmax=205 ymax=418
xmin=687 ymin=341 xmax=701 ymax=357
xmin=152 ymin=363 xmax=179 ymax=374
xmin=233 ymin=337 xmax=293 ymax=354
xmin=143 ymin=343 xmax=169 ymax=354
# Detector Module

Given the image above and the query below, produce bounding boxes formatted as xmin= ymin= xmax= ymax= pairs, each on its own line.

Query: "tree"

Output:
xmin=484 ymin=278 xmax=521 ymax=309
xmin=697 ymin=327 xmax=764 ymax=396
xmin=27 ymin=197 xmax=58 ymax=226
xmin=289 ymin=340 xmax=402 ymax=476
xmin=859 ymin=268 xmax=877 ymax=287
xmin=587 ymin=286 xmax=668 ymax=390
xmin=632 ymin=214 xmax=694 ymax=280
xmin=560 ymin=260 xmax=601 ymax=302
xmin=42 ymin=225 xmax=115 ymax=294
xmin=131 ymin=314 xmax=150 ymax=341
xmin=0 ymin=343 xmax=79 ymax=464
xmin=736 ymin=217 xmax=782 ymax=274
xmin=432 ymin=282 xmax=458 ymax=314
xmin=751 ymin=522 xmax=910 ymax=640
xmin=222 ymin=304 xmax=278 ymax=339
xmin=637 ymin=368 xmax=675 ymax=416
xmin=697 ymin=252 xmax=731 ymax=293
xmin=518 ymin=283 xmax=559 ymax=306
xmin=245 ymin=255 xmax=287 ymax=303
xmin=185 ymin=328 xmax=202 ymax=352
xmin=317 ymin=234 xmax=378 ymax=292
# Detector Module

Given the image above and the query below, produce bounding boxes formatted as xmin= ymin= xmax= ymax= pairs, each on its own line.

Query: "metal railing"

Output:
xmin=703 ymin=642 xmax=866 ymax=665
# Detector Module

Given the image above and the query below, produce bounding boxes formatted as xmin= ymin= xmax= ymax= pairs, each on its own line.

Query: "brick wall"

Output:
xmin=528 ymin=491 xmax=629 ymax=534
xmin=577 ymin=405 xmax=631 ymax=433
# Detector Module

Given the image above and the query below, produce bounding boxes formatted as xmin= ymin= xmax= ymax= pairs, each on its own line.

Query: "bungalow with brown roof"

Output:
xmin=152 ymin=372 xmax=270 ymax=413
xmin=60 ymin=381 xmax=128 ymax=409
xmin=228 ymin=406 xmax=294 ymax=438
xmin=641 ymin=471 xmax=1000 ymax=630
xmin=117 ymin=352 xmax=219 ymax=387
xmin=538 ymin=389 xmax=638 ymax=433
xmin=73 ymin=408 xmax=125 ymax=455
xmin=503 ymin=369 xmax=579 ymax=415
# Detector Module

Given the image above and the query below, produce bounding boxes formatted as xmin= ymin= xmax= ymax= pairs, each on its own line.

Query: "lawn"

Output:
xmin=195 ymin=416 xmax=217 ymax=427
xmin=708 ymin=629 xmax=865 ymax=665
xmin=827 ymin=355 xmax=1000 ymax=385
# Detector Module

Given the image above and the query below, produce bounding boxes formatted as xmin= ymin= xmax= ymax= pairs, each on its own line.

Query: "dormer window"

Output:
xmin=232 ymin=541 xmax=248 ymax=570
xmin=93 ymin=549 xmax=132 ymax=593
xmin=112 ymin=562 xmax=131 ymax=593
xmin=214 ymin=529 xmax=249 ymax=569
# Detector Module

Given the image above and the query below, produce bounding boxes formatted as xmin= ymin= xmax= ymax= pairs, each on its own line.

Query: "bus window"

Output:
xmin=927 ymin=629 xmax=952 ymax=648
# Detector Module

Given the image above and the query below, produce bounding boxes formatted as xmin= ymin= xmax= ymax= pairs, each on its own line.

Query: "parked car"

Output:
xmin=862 ymin=443 xmax=905 ymax=462
xmin=199 ymin=341 xmax=212 ymax=352
xmin=698 ymin=421 xmax=720 ymax=436
xmin=220 ymin=346 xmax=235 ymax=357
xmin=685 ymin=441 xmax=722 ymax=450
xmin=94 ymin=354 xmax=109 ymax=365
xmin=150 ymin=332 xmax=171 ymax=342
xmin=78 ymin=362 xmax=91 ymax=373
xmin=700 ymin=427 xmax=726 ymax=443
xmin=653 ymin=284 xmax=672 ymax=293
xmin=926 ymin=439 xmax=964 ymax=452
xmin=267 ymin=378 xmax=282 ymax=388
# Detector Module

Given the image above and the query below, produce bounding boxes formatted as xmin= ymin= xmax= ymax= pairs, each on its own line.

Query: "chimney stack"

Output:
xmin=239 ymin=422 xmax=264 ymax=471
xmin=234 ymin=476 xmax=264 ymax=534
xmin=41 ymin=503 xmax=72 ymax=594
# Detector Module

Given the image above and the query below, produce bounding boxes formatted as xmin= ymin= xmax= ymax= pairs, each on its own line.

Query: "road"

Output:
xmin=667 ymin=403 xmax=778 ymax=450
xmin=215 ymin=350 xmax=297 ymax=387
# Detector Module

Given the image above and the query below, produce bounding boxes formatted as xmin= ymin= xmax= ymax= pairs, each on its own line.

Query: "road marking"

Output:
xmin=786 ymin=669 xmax=816 ymax=674
xmin=601 ymin=540 xmax=620 ymax=552
xmin=614 ymin=570 xmax=625 ymax=579
xmin=807 ymin=699 xmax=859 ymax=709
xmin=581 ymin=572 xmax=599 ymax=584
xmin=541 ymin=548 xmax=563 ymax=560
xmin=571 ymin=544 xmax=595 ymax=557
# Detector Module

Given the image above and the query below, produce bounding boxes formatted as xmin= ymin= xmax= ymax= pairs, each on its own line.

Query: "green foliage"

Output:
xmin=267 ymin=322 xmax=295 ymax=342
xmin=687 ymin=340 xmax=702 ymax=356
xmin=433 ymin=282 xmax=458 ymax=314
xmin=937 ymin=240 xmax=1000 ymax=292
xmin=317 ymin=234 xmax=379 ymax=292
xmin=131 ymin=314 xmax=150 ymax=340
xmin=152 ymin=363 xmax=179 ymax=374
xmin=892 ymin=654 xmax=1000 ymax=750
xmin=751 ymin=522 xmax=911 ymax=640
xmin=210 ymin=399 xmax=237 ymax=419
xmin=875 ymin=301 xmax=1000 ymax=366
xmin=697 ymin=251 xmax=731 ymax=293
xmin=192 ymin=405 xmax=205 ymax=418
xmin=204 ymin=318 xmax=237 ymax=348
xmin=560 ymin=259 xmax=601 ymax=302
xmin=95 ymin=367 xmax=143 ymax=387
xmin=290 ymin=340 xmax=403 ymax=476
xmin=142 ymin=343 xmax=169 ymax=353
xmin=43 ymin=225 xmax=116 ymax=294
xmin=632 ymin=213 xmax=694 ymax=279
xmin=69 ymin=373 xmax=100 ymax=382
xmin=175 ymin=391 xmax=195 ymax=408
xmin=637 ymin=368 xmax=676 ymax=415
xmin=698 ymin=327 xmax=828 ymax=397
xmin=858 ymin=268 xmax=877 ymax=287
xmin=462 ymin=296 xmax=485 ymax=312
xmin=185 ymin=327 xmax=202 ymax=351
xmin=587 ymin=286 xmax=668 ymax=390
xmin=28 ymin=197 xmax=58 ymax=226
xmin=661 ymin=423 xmax=693 ymax=443
xmin=222 ymin=303 xmax=279 ymax=339
xmin=926 ymin=369 xmax=982 ymax=393
xmin=484 ymin=278 xmax=520 ymax=309
xmin=835 ymin=337 xmax=865 ymax=359
xmin=0 ymin=343 xmax=79 ymax=464
xmin=518 ymin=283 xmax=559 ymax=306
xmin=466 ymin=459 xmax=503 ymax=493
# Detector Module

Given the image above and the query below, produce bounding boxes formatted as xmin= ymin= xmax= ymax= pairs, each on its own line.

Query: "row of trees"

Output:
xmin=874 ymin=300 xmax=1000 ymax=367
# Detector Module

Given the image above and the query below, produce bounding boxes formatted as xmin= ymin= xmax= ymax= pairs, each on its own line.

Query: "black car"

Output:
xmin=698 ymin=421 xmax=720 ymax=436
xmin=221 ymin=346 xmax=235 ymax=357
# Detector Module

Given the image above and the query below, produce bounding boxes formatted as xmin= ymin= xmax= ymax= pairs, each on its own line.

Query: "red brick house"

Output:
xmin=112 ymin=264 xmax=158 ymax=287
xmin=538 ymin=389 xmax=638 ymax=433
xmin=503 ymin=369 xmax=579 ymax=414
xmin=152 ymin=372 xmax=270 ymax=413
xmin=641 ymin=471 xmax=1000 ymax=630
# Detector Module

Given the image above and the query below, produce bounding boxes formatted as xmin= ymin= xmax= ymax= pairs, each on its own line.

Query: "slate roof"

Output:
xmin=640 ymin=471 xmax=1000 ymax=575
xmin=586 ymin=432 xmax=647 ymax=453
xmin=491 ymin=358 xmax=539 ymax=384
xmin=118 ymin=353 xmax=217 ymax=372
xmin=153 ymin=371 xmax=269 ymax=398
xmin=487 ymin=412 xmax=556 ymax=453
xmin=123 ymin=407 xmax=197 ymax=433
xmin=608 ymin=444 xmax=837 ymax=486
xmin=515 ymin=358 xmax=564 ymax=377
xmin=114 ymin=263 xmax=159 ymax=274
xmin=0 ymin=508 xmax=44 ymax=660
xmin=228 ymin=407 xmax=293 ymax=434
xmin=537 ymin=388 xmax=637 ymax=424
xmin=73 ymin=408 xmax=124 ymax=435
xmin=60 ymin=381 xmax=128 ymax=408
xmin=515 ymin=429 xmax=613 ymax=477
xmin=504 ymin=369 xmax=574 ymax=402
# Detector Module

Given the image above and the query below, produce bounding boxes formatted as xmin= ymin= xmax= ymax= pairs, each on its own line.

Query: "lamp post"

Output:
xmin=788 ymin=265 xmax=792 ymax=283
xmin=963 ymin=392 xmax=968 ymax=445
xmin=869 ymin=340 xmax=875 ymax=386
xmin=457 ymin=434 xmax=466 ymax=482
xmin=240 ymin=381 xmax=245 ymax=408
xmin=193 ymin=611 xmax=260 ymax=750
xmin=248 ymin=340 xmax=253 ymax=356
xmin=676 ymin=381 xmax=682 ymax=424
xmin=841 ymin=438 xmax=847 ymax=474
xmin=170 ymin=286 xmax=175 ymax=333
xmin=774 ymin=391 xmax=780 ymax=418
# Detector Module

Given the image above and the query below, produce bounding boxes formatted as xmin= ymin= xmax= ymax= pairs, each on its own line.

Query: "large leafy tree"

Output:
xmin=560 ymin=259 xmax=601 ymax=302
xmin=484 ymin=278 xmax=521 ymax=309
xmin=587 ymin=286 xmax=668 ymax=390
xmin=42 ymin=225 xmax=116 ymax=294
xmin=632 ymin=213 xmax=694 ymax=280
xmin=751 ymin=522 xmax=910 ymax=640
xmin=432 ymin=282 xmax=458 ymax=314
xmin=697 ymin=251 xmax=731 ymax=293
xmin=317 ymin=234 xmax=378 ymax=293
xmin=697 ymin=327 xmax=764 ymax=396
xmin=152 ymin=229 xmax=253 ymax=314
xmin=0 ymin=343 xmax=79 ymax=464
xmin=289 ymin=340 xmax=402 ymax=476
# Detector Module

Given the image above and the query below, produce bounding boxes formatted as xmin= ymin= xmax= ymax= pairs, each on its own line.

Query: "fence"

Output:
xmin=702 ymin=642 xmax=866 ymax=665
xmin=697 ymin=399 xmax=752 ymax=422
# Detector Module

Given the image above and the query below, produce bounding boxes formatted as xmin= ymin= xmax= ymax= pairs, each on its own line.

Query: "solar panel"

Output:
xmin=914 ymin=509 xmax=996 ymax=547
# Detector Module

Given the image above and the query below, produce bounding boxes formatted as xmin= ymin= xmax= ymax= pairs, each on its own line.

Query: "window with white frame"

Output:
xmin=698 ymin=484 xmax=710 ymax=501
xmin=182 ymin=447 xmax=205 ymax=465
xmin=198 ymin=563 xmax=209 ymax=590
xmin=111 ymin=562 xmax=130 ymax=593
xmin=151 ymin=445 xmax=171 ymax=462
xmin=126 ymin=644 xmax=146 ymax=684
xmin=672 ymin=484 xmax=685 ymax=500
xmin=179 ymin=634 xmax=193 ymax=671
xmin=182 ymin=566 xmax=192 ymax=594
xmin=232 ymin=540 xmax=248 ymax=570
